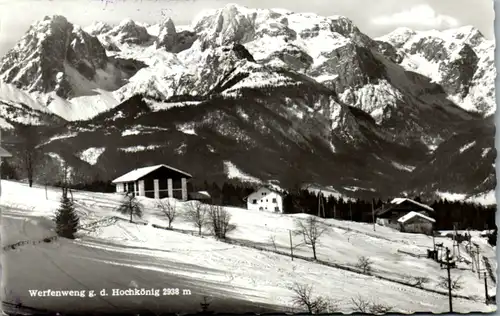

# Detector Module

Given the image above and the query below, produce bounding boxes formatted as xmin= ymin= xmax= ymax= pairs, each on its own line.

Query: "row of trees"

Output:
xmin=117 ymin=193 xmax=236 ymax=239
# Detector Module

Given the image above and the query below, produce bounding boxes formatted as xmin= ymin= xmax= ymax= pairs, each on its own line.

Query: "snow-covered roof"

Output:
xmin=390 ymin=198 xmax=434 ymax=212
xmin=244 ymin=185 xmax=285 ymax=200
xmin=112 ymin=164 xmax=192 ymax=183
xmin=0 ymin=147 xmax=11 ymax=157
xmin=397 ymin=211 xmax=436 ymax=224
xmin=189 ymin=191 xmax=211 ymax=199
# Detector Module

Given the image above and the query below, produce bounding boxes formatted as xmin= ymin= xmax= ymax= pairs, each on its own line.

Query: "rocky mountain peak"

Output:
xmin=84 ymin=21 xmax=113 ymax=36
xmin=108 ymin=18 xmax=152 ymax=44
xmin=0 ymin=16 xmax=139 ymax=100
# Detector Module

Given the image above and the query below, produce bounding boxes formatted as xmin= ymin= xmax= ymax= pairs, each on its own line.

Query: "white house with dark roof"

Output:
xmin=112 ymin=164 xmax=192 ymax=201
xmin=0 ymin=130 xmax=12 ymax=197
xmin=245 ymin=185 xmax=285 ymax=213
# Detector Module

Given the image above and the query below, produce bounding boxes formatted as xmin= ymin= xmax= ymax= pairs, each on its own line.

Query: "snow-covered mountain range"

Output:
xmin=0 ymin=4 xmax=496 ymax=202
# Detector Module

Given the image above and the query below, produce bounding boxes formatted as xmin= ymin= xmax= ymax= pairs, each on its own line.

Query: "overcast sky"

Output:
xmin=0 ymin=0 xmax=495 ymax=57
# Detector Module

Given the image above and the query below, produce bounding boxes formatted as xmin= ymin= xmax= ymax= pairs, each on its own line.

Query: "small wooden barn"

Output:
xmin=397 ymin=211 xmax=436 ymax=234
xmin=112 ymin=164 xmax=192 ymax=201
xmin=0 ymin=130 xmax=12 ymax=197
xmin=375 ymin=198 xmax=435 ymax=229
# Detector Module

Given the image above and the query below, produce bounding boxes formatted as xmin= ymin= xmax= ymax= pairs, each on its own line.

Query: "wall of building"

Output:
xmin=247 ymin=187 xmax=283 ymax=213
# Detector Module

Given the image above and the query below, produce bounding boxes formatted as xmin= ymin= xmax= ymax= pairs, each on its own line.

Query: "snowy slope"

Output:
xmin=0 ymin=180 xmax=496 ymax=313
xmin=0 ymin=79 xmax=120 ymax=121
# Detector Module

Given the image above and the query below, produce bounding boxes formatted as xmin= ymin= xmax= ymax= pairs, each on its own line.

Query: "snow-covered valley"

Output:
xmin=0 ymin=180 xmax=496 ymax=314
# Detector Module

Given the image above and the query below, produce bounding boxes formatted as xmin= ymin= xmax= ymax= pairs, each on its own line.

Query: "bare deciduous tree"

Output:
xmin=186 ymin=201 xmax=207 ymax=236
xmin=295 ymin=216 xmax=327 ymax=260
xmin=116 ymin=192 xmax=143 ymax=223
xmin=208 ymin=204 xmax=236 ymax=239
xmin=351 ymin=294 xmax=392 ymax=314
xmin=156 ymin=199 xmax=177 ymax=229
xmin=350 ymin=295 xmax=371 ymax=313
xmin=289 ymin=282 xmax=338 ymax=314
xmin=269 ymin=234 xmax=278 ymax=251
xmin=17 ymin=124 xmax=42 ymax=188
xmin=355 ymin=256 xmax=373 ymax=274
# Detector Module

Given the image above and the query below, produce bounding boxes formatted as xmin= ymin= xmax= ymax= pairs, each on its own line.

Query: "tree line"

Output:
xmin=195 ymin=181 xmax=496 ymax=232
xmin=1 ymin=140 xmax=495 ymax=233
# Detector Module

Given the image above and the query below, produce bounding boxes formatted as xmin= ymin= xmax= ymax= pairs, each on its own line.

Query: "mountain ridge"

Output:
xmin=0 ymin=4 xmax=495 ymax=204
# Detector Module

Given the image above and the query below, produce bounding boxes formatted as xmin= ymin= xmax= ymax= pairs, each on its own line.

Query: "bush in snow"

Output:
xmin=185 ymin=201 xmax=208 ymax=236
xmin=437 ymin=275 xmax=464 ymax=293
xmin=404 ymin=275 xmax=430 ymax=288
xmin=54 ymin=192 xmax=80 ymax=239
xmin=350 ymin=294 xmax=393 ymax=314
xmin=208 ymin=204 xmax=236 ymax=239
xmin=289 ymin=282 xmax=338 ymax=314
xmin=156 ymin=199 xmax=177 ymax=229
xmin=199 ymin=296 xmax=212 ymax=313
xmin=355 ymin=256 xmax=373 ymax=274
xmin=116 ymin=192 xmax=143 ymax=223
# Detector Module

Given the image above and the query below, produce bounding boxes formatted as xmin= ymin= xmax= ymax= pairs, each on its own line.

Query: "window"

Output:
xmin=275 ymin=207 xmax=279 ymax=212
xmin=262 ymin=192 xmax=266 ymax=196
xmin=266 ymin=199 xmax=268 ymax=202
xmin=259 ymin=207 xmax=263 ymax=211
xmin=252 ymin=199 xmax=257 ymax=204
xmin=272 ymin=198 xmax=277 ymax=203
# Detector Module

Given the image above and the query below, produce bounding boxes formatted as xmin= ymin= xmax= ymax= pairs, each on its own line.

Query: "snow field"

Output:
xmin=0 ymin=180 xmax=496 ymax=313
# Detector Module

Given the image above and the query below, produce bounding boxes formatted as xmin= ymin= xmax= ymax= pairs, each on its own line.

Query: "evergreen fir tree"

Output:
xmin=54 ymin=193 xmax=80 ymax=239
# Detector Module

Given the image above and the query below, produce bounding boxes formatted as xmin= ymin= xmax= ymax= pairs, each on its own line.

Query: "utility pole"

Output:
xmin=484 ymin=272 xmax=489 ymax=304
xmin=446 ymin=247 xmax=453 ymax=313
xmin=372 ymin=200 xmax=376 ymax=231
xmin=289 ymin=229 xmax=294 ymax=261
xmin=432 ymin=232 xmax=436 ymax=251
xmin=317 ymin=192 xmax=325 ymax=218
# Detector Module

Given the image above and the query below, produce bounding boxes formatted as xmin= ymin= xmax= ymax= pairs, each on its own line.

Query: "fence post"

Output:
xmin=289 ymin=230 xmax=294 ymax=261
xmin=476 ymin=245 xmax=481 ymax=278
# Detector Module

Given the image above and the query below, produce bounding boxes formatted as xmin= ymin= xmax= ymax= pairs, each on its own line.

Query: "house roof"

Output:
xmin=0 ymin=147 xmax=11 ymax=157
xmin=397 ymin=211 xmax=436 ymax=224
xmin=112 ymin=164 xmax=192 ymax=183
xmin=390 ymin=198 xmax=434 ymax=212
xmin=244 ymin=185 xmax=285 ymax=200
xmin=376 ymin=198 xmax=434 ymax=216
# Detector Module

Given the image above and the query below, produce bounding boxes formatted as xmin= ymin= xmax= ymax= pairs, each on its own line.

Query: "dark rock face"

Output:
xmin=156 ymin=18 xmax=177 ymax=50
xmin=0 ymin=16 xmax=110 ymax=98
xmin=230 ymin=43 xmax=255 ymax=62
xmin=308 ymin=43 xmax=386 ymax=94
xmin=409 ymin=37 xmax=449 ymax=61
xmin=255 ymin=21 xmax=297 ymax=41
xmin=439 ymin=45 xmax=479 ymax=98
xmin=155 ymin=18 xmax=198 ymax=53
xmin=268 ymin=45 xmax=313 ymax=71
xmin=375 ymin=41 xmax=403 ymax=64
